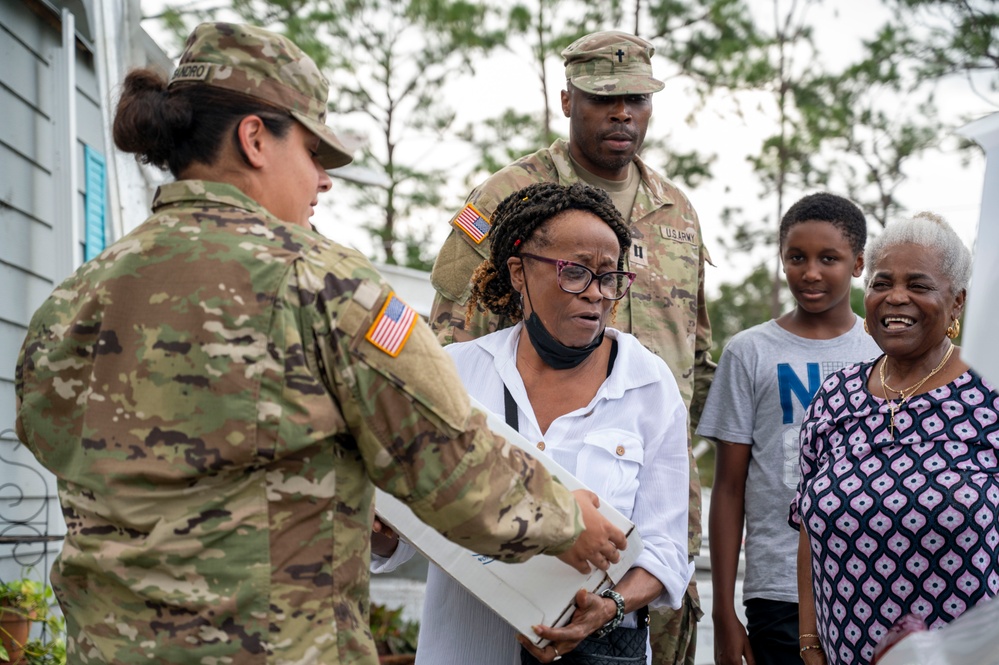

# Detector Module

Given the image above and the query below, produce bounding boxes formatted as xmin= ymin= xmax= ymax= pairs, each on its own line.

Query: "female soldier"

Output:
xmin=15 ymin=23 xmax=623 ymax=664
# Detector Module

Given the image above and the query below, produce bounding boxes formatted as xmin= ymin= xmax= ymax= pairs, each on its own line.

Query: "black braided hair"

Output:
xmin=468 ymin=182 xmax=632 ymax=322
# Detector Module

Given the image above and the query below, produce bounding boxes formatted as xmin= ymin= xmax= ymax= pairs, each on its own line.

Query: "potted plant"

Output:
xmin=0 ymin=577 xmax=64 ymax=664
xmin=370 ymin=602 xmax=418 ymax=665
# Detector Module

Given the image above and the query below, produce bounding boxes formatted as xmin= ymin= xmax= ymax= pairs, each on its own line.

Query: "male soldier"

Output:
xmin=429 ymin=31 xmax=714 ymax=665
xmin=14 ymin=22 xmax=625 ymax=664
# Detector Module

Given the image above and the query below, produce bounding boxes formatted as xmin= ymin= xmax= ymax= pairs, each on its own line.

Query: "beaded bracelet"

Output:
xmin=800 ymin=644 xmax=824 ymax=653
xmin=593 ymin=589 xmax=625 ymax=638
xmin=798 ymin=634 xmax=819 ymax=640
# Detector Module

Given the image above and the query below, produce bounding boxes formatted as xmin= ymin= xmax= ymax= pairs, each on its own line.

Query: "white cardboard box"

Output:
xmin=375 ymin=396 xmax=644 ymax=648
xmin=875 ymin=595 xmax=999 ymax=665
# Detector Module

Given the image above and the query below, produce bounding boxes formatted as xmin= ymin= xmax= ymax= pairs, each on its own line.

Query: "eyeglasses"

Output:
xmin=519 ymin=253 xmax=636 ymax=300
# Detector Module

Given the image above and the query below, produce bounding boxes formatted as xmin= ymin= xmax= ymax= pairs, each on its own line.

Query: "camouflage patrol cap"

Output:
xmin=562 ymin=31 xmax=665 ymax=95
xmin=169 ymin=22 xmax=352 ymax=168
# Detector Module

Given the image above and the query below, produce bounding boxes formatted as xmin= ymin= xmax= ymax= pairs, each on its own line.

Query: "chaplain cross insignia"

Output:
xmin=616 ymin=49 xmax=625 ymax=62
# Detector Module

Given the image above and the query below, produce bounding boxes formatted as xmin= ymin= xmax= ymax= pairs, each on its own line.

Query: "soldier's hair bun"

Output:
xmin=112 ymin=67 xmax=294 ymax=177
xmin=113 ymin=69 xmax=194 ymax=172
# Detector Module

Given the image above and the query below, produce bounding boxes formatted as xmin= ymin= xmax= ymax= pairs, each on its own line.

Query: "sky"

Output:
xmin=140 ymin=0 xmax=996 ymax=296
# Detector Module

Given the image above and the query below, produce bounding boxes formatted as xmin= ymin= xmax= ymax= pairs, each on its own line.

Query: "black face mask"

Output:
xmin=524 ymin=311 xmax=604 ymax=370
xmin=520 ymin=269 xmax=604 ymax=370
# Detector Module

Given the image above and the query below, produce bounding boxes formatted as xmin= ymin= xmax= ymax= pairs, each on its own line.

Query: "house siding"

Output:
xmin=1 ymin=0 xmax=103 ymax=583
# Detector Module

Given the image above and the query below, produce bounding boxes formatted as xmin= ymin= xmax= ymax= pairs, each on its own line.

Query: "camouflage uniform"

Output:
xmin=430 ymin=138 xmax=713 ymax=664
xmin=15 ymin=178 xmax=587 ymax=664
xmin=17 ymin=24 xmax=589 ymax=662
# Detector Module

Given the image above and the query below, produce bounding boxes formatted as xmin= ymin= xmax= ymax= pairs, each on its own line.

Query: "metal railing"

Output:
xmin=0 ymin=429 xmax=64 ymax=574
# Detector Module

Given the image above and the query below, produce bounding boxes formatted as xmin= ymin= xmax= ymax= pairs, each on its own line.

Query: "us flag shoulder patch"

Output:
xmin=453 ymin=204 xmax=491 ymax=243
xmin=365 ymin=292 xmax=418 ymax=357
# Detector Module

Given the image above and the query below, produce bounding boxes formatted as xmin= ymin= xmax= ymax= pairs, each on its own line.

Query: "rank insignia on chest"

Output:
xmin=630 ymin=243 xmax=649 ymax=267
xmin=453 ymin=204 xmax=491 ymax=243
xmin=366 ymin=292 xmax=418 ymax=357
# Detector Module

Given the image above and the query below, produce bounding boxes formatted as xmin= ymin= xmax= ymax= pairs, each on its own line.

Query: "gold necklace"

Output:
xmin=879 ymin=344 xmax=955 ymax=438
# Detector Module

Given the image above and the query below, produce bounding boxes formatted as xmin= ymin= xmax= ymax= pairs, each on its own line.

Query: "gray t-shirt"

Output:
xmin=696 ymin=317 xmax=881 ymax=602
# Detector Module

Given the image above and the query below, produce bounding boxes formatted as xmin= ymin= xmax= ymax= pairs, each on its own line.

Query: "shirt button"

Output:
xmin=537 ymin=442 xmax=545 ymax=451
xmin=615 ymin=445 xmax=625 ymax=456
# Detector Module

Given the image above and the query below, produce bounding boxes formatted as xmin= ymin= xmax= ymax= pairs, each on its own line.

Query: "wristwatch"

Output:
xmin=593 ymin=588 xmax=625 ymax=638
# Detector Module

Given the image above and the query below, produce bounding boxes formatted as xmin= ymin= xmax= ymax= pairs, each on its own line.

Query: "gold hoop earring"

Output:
xmin=946 ymin=318 xmax=960 ymax=339
xmin=864 ymin=319 xmax=870 ymax=335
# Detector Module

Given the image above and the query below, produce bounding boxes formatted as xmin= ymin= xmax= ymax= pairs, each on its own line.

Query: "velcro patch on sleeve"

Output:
xmin=353 ymin=280 xmax=381 ymax=310
xmin=452 ymin=204 xmax=491 ymax=244
xmin=365 ymin=292 xmax=418 ymax=357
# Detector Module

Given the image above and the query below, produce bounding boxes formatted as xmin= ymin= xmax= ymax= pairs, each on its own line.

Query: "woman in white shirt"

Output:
xmin=373 ymin=182 xmax=691 ymax=664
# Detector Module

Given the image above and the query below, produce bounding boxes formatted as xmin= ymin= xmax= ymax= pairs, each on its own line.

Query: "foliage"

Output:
xmin=457 ymin=108 xmax=550 ymax=189
xmin=677 ymin=0 xmax=956 ymax=318
xmin=705 ymin=263 xmax=784 ymax=362
xmin=0 ymin=577 xmax=65 ymax=664
xmin=460 ymin=0 xmax=732 ymax=193
xmin=312 ymin=0 xmax=507 ymax=265
xmin=645 ymin=0 xmax=771 ymax=91
xmin=369 ymin=602 xmax=419 ymax=656
xmin=502 ymin=0 xmax=621 ymax=141
xmin=457 ymin=0 xmax=619 ymax=186
xmin=0 ymin=578 xmax=51 ymax=617
xmin=886 ymin=0 xmax=999 ymax=93
xmin=143 ymin=0 xmax=997 ymax=283
xmin=19 ymin=633 xmax=67 ymax=665
xmin=145 ymin=0 xmax=506 ymax=267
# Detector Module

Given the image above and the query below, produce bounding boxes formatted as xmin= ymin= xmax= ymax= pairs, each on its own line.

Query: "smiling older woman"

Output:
xmin=372 ymin=182 xmax=693 ymax=665
xmin=789 ymin=212 xmax=999 ymax=665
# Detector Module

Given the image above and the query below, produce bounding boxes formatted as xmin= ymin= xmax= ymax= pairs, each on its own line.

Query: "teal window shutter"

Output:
xmin=84 ymin=145 xmax=106 ymax=261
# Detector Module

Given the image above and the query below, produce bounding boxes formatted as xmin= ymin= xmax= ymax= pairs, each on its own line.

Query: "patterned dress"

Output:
xmin=790 ymin=359 xmax=999 ymax=664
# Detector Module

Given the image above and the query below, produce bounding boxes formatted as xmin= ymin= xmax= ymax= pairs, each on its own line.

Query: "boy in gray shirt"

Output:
xmin=698 ymin=193 xmax=881 ymax=665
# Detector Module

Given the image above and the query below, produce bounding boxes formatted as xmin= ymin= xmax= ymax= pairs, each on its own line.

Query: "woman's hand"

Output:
xmin=556 ymin=490 xmax=626 ymax=574
xmin=516 ymin=588 xmax=616 ymax=662
xmin=799 ymin=645 xmax=827 ymax=665
xmin=370 ymin=516 xmax=399 ymax=558
xmin=797 ymin=529 xmax=826 ymax=665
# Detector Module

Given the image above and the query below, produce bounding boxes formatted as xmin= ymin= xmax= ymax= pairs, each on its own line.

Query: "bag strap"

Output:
xmin=503 ymin=337 xmax=617 ymax=433
xmin=503 ymin=383 xmax=519 ymax=430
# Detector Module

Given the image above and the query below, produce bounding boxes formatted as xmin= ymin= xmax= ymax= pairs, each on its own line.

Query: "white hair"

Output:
xmin=864 ymin=211 xmax=972 ymax=292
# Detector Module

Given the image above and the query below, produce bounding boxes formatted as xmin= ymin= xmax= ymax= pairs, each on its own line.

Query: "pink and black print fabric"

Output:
xmin=789 ymin=360 xmax=999 ymax=664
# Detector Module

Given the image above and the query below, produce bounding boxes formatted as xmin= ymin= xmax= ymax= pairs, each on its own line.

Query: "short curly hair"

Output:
xmin=865 ymin=211 xmax=972 ymax=293
xmin=468 ymin=182 xmax=632 ymax=322
xmin=779 ymin=192 xmax=868 ymax=255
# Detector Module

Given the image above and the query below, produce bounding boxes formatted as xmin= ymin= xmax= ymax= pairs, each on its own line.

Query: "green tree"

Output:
xmin=819 ymin=1 xmax=998 ymax=230
xmin=460 ymin=0 xmax=749 ymax=191
xmin=147 ymin=0 xmax=506 ymax=267
xmin=644 ymin=0 xmax=769 ymax=90
xmin=888 ymin=0 xmax=999 ymax=89
xmin=700 ymin=0 xmax=834 ymax=317
xmin=458 ymin=0 xmax=624 ymax=187
xmin=819 ymin=63 xmax=943 ymax=229
xmin=672 ymin=1 xmax=946 ymax=317
xmin=309 ymin=0 xmax=507 ymax=265
xmin=705 ymin=263 xmax=783 ymax=361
